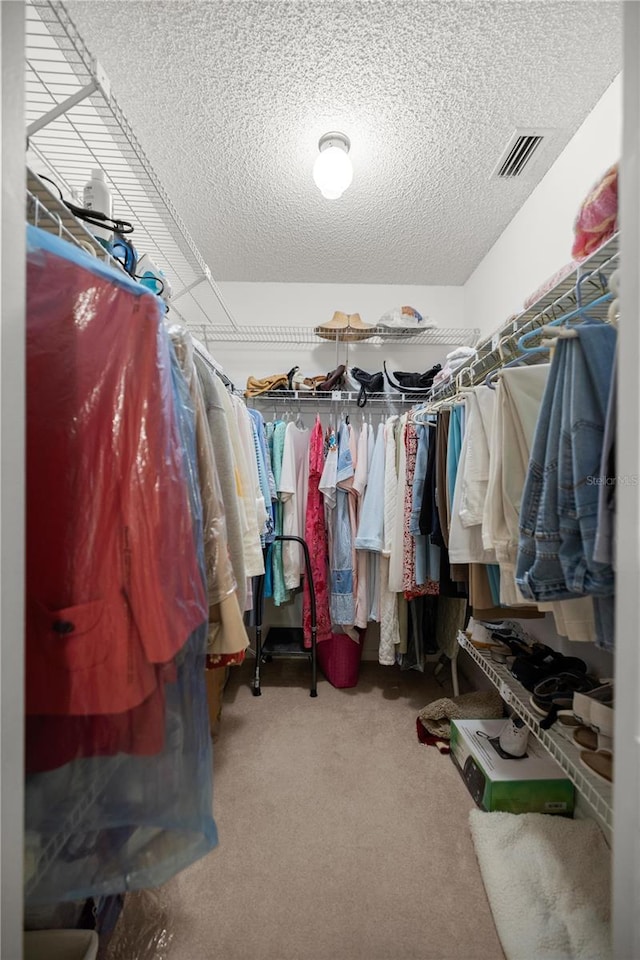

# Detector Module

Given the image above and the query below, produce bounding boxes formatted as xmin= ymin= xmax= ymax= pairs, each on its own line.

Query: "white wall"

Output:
xmin=194 ymin=281 xmax=466 ymax=387
xmin=464 ymin=74 xmax=623 ymax=338
xmin=216 ymin=281 xmax=466 ymax=329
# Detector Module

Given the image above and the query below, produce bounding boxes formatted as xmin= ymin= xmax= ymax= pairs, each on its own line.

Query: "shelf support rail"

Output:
xmin=172 ymin=269 xmax=240 ymax=333
xmin=26 ymin=58 xmax=110 ymax=140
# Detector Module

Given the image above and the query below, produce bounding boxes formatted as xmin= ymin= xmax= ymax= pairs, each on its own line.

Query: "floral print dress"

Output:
xmin=403 ymin=423 xmax=439 ymax=600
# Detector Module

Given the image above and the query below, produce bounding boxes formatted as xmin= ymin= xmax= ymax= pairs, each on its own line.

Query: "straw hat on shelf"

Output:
xmin=314 ymin=311 xmax=374 ymax=342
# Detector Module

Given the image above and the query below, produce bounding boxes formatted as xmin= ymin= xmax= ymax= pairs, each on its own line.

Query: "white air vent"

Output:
xmin=492 ymin=129 xmax=552 ymax=179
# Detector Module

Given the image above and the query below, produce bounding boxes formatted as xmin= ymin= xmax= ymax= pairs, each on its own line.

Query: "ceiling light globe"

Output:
xmin=313 ymin=136 xmax=353 ymax=200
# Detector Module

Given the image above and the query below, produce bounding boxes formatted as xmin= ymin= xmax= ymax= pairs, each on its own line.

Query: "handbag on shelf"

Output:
xmin=244 ymin=369 xmax=293 ymax=397
xmin=288 ymin=367 xmax=328 ymax=391
xmin=383 ymin=360 xmax=441 ymax=394
xmin=348 ymin=367 xmax=384 ymax=406
xmin=315 ymin=364 xmax=346 ymax=392
xmin=246 ymin=366 xmax=346 ymax=398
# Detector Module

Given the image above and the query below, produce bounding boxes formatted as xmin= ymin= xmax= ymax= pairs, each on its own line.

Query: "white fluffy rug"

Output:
xmin=469 ymin=810 xmax=611 ymax=960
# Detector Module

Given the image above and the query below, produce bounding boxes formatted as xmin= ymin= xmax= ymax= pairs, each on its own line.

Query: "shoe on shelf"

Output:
xmin=511 ymin=653 xmax=588 ymax=693
xmin=573 ymin=725 xmax=613 ymax=753
xmin=488 ymin=641 xmax=514 ymax=664
xmin=572 ymin=682 xmax=614 ymax=729
xmin=498 ymin=716 xmax=529 ymax=758
xmin=492 ymin=635 xmax=550 ymax=659
xmin=590 ymin=699 xmax=615 ymax=740
xmin=557 ymin=709 xmax=583 ymax=728
xmin=580 ymin=749 xmax=613 ymax=784
xmin=530 ymin=672 xmax=600 ymax=721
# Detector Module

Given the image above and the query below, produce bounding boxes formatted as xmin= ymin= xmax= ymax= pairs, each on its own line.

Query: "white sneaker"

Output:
xmin=499 ymin=716 xmax=529 ymax=758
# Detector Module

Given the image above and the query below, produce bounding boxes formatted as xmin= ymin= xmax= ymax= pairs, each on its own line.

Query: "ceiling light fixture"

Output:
xmin=313 ymin=131 xmax=353 ymax=200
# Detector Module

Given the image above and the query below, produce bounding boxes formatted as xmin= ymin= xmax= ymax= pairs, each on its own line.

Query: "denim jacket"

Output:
xmin=516 ymin=322 xmax=616 ymax=602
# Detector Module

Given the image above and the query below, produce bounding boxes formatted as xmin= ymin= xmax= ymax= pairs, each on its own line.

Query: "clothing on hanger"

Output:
xmin=25 ymin=226 xmax=217 ymax=903
xmin=303 ymin=416 xmax=332 ymax=647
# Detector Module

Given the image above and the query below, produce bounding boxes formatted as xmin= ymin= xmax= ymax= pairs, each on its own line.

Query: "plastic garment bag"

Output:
xmin=168 ymin=324 xmax=237 ymax=605
xmin=24 ymin=227 xmax=217 ymax=904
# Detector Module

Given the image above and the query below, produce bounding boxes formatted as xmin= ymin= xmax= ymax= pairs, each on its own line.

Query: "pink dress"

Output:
xmin=303 ymin=417 xmax=333 ymax=647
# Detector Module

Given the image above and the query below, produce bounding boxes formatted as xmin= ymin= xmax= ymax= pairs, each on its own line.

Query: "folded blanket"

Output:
xmin=469 ymin=810 xmax=611 ymax=960
xmin=417 ymin=690 xmax=503 ymax=740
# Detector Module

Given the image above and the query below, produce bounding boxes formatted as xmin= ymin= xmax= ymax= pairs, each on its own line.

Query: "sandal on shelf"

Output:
xmin=557 ymin=710 xmax=583 ymax=728
xmin=572 ymin=725 xmax=613 ymax=753
xmin=580 ymin=749 xmax=613 ymax=784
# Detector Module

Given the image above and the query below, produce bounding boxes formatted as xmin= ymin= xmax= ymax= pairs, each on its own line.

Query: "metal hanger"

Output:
xmin=486 ymin=274 xmax=613 ymax=390
xmin=518 ymin=272 xmax=612 ymax=354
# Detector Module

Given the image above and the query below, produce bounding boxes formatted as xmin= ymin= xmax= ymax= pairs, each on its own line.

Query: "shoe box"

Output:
xmin=450 ymin=719 xmax=574 ymax=816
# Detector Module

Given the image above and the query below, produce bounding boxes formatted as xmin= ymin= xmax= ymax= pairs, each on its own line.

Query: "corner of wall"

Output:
xmin=464 ymin=73 xmax=622 ymax=338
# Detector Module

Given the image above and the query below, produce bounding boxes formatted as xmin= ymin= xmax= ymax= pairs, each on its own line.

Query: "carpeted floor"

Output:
xmin=113 ymin=661 xmax=505 ymax=960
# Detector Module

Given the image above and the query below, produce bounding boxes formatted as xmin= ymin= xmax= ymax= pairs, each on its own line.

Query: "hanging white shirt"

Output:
xmin=278 ymin=422 xmax=310 ymax=590
xmin=448 ymin=393 xmax=496 ymax=565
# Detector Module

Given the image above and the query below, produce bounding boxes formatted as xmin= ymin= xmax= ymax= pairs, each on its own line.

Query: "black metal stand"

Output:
xmin=252 ymin=535 xmax=318 ymax=698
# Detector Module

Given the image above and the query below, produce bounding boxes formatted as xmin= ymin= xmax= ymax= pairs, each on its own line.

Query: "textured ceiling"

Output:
xmin=66 ymin=1 xmax=621 ymax=285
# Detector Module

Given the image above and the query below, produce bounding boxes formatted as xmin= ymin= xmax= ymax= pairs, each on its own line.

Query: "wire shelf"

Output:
xmin=25 ymin=0 xmax=237 ymax=331
xmin=457 ymin=632 xmax=612 ymax=837
xmin=186 ymin=324 xmax=480 ymax=346
xmin=246 ymin=390 xmax=426 ymax=405
xmin=430 ymin=234 xmax=619 ymax=401
xmin=27 ymin=167 xmax=126 ymax=271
